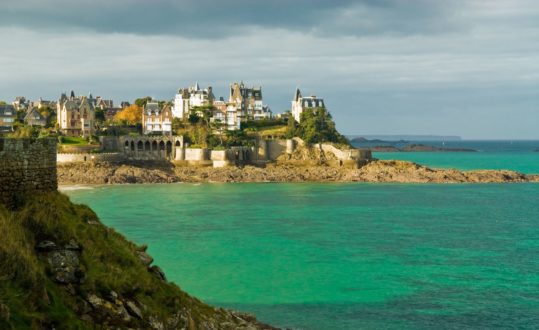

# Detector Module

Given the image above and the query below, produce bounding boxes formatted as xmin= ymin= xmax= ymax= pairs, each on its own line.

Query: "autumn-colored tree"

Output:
xmin=114 ymin=105 xmax=142 ymax=125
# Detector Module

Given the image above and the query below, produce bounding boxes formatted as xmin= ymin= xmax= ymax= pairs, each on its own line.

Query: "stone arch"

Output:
xmin=175 ymin=140 xmax=181 ymax=147
xmin=145 ymin=141 xmax=150 ymax=151
xmin=152 ymin=141 xmax=157 ymax=151
xmin=166 ymin=141 xmax=172 ymax=157
xmin=124 ymin=140 xmax=129 ymax=148
xmin=137 ymin=140 xmax=143 ymax=151
xmin=159 ymin=141 xmax=165 ymax=150
xmin=130 ymin=141 xmax=135 ymax=151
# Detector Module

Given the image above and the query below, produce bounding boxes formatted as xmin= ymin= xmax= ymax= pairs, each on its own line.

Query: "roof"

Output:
xmin=0 ymin=104 xmax=16 ymax=117
xmin=24 ymin=108 xmax=46 ymax=122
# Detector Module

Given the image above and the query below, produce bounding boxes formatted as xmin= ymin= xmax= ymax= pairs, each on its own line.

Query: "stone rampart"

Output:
xmin=0 ymin=138 xmax=57 ymax=208
xmin=57 ymin=152 xmax=125 ymax=163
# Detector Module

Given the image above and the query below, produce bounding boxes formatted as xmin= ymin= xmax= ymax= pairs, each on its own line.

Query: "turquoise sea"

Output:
xmin=352 ymin=140 xmax=539 ymax=174
xmin=65 ymin=182 xmax=539 ymax=329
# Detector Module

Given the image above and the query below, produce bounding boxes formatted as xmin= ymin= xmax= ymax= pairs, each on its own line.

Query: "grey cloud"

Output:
xmin=0 ymin=0 xmax=478 ymax=38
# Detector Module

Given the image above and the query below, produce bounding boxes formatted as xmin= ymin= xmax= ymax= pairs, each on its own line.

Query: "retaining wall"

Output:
xmin=0 ymin=138 xmax=57 ymax=208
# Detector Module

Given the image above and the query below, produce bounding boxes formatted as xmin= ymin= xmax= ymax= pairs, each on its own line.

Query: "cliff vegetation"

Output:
xmin=0 ymin=192 xmax=275 ymax=329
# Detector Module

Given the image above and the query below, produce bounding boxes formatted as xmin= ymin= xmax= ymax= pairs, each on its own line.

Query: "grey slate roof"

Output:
xmin=0 ymin=104 xmax=16 ymax=116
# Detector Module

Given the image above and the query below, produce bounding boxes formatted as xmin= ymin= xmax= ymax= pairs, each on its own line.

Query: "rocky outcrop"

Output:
xmin=356 ymin=160 xmax=533 ymax=183
xmin=57 ymin=160 xmax=539 ymax=185
xmin=36 ymin=240 xmax=84 ymax=284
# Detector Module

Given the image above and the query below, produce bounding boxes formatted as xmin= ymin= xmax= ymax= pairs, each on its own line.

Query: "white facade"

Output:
xmin=291 ymin=88 xmax=325 ymax=123
xmin=172 ymin=82 xmax=214 ymax=119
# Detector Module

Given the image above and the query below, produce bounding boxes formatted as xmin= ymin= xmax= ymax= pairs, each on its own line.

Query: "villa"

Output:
xmin=24 ymin=107 xmax=47 ymax=127
xmin=172 ymin=82 xmax=215 ymax=119
xmin=0 ymin=104 xmax=16 ymax=132
xmin=291 ymin=88 xmax=325 ymax=123
xmin=57 ymin=91 xmax=95 ymax=137
xmin=228 ymin=82 xmax=271 ymax=121
xmin=142 ymin=101 xmax=173 ymax=135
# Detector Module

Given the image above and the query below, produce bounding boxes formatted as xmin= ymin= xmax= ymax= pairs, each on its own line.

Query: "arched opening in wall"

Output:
xmin=124 ymin=141 xmax=129 ymax=149
xmin=137 ymin=141 xmax=143 ymax=151
xmin=166 ymin=141 xmax=172 ymax=157
xmin=130 ymin=141 xmax=135 ymax=151
xmin=159 ymin=141 xmax=165 ymax=151
xmin=175 ymin=140 xmax=181 ymax=147
xmin=145 ymin=141 xmax=150 ymax=151
xmin=152 ymin=141 xmax=157 ymax=152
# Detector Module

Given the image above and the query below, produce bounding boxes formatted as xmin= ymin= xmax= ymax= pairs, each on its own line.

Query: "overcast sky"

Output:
xmin=1 ymin=0 xmax=538 ymax=138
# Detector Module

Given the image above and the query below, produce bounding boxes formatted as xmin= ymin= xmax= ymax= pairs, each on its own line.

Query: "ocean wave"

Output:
xmin=58 ymin=185 xmax=96 ymax=191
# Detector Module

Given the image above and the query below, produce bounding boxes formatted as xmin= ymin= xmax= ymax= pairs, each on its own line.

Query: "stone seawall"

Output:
xmin=0 ymin=137 xmax=57 ymax=208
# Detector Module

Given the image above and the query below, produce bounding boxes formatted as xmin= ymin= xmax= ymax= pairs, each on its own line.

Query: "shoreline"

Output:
xmin=58 ymin=160 xmax=539 ymax=185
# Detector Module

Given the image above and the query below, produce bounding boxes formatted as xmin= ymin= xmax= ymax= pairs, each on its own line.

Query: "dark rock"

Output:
xmin=149 ymin=265 xmax=167 ymax=282
xmin=87 ymin=294 xmax=105 ymax=310
xmin=136 ymin=251 xmax=153 ymax=266
xmin=64 ymin=239 xmax=82 ymax=251
xmin=125 ymin=301 xmax=142 ymax=319
xmin=106 ymin=290 xmax=118 ymax=303
xmin=47 ymin=249 xmax=81 ymax=284
xmin=36 ymin=240 xmax=58 ymax=251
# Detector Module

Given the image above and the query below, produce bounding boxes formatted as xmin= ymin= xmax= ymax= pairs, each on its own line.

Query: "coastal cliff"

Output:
xmin=0 ymin=193 xmax=277 ymax=329
xmin=57 ymin=160 xmax=539 ymax=184
xmin=1 ymin=138 xmax=276 ymax=329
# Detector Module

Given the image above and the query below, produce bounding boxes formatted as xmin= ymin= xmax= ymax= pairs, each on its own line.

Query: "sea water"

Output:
xmin=65 ymin=182 xmax=539 ymax=329
xmin=351 ymin=140 xmax=539 ymax=174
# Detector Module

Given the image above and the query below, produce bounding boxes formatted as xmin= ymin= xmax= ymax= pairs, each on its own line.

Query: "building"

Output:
xmin=24 ymin=107 xmax=47 ymax=126
xmin=32 ymin=98 xmax=56 ymax=110
xmin=228 ymin=82 xmax=271 ymax=121
xmin=57 ymin=91 xmax=95 ymax=137
xmin=291 ymin=88 xmax=325 ymax=123
xmin=210 ymin=99 xmax=241 ymax=131
xmin=142 ymin=101 xmax=173 ymax=135
xmin=0 ymin=105 xmax=17 ymax=133
xmin=12 ymin=96 xmax=29 ymax=111
xmin=172 ymin=82 xmax=215 ymax=119
xmin=95 ymin=97 xmax=114 ymax=110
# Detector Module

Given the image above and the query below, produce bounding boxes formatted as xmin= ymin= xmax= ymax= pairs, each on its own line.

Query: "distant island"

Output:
xmin=369 ymin=144 xmax=477 ymax=152
xmin=348 ymin=135 xmax=462 ymax=141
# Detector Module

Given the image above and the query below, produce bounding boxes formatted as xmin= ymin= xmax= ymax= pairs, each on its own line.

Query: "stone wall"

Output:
xmin=57 ymin=152 xmax=125 ymax=163
xmin=0 ymin=138 xmax=57 ymax=208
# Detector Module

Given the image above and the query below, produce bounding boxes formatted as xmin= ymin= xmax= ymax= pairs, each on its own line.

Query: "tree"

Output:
xmin=285 ymin=112 xmax=297 ymax=138
xmin=134 ymin=97 xmax=153 ymax=108
xmin=94 ymin=108 xmax=106 ymax=124
xmin=114 ymin=105 xmax=142 ymax=125
xmin=39 ymin=106 xmax=57 ymax=128
xmin=296 ymin=107 xmax=349 ymax=145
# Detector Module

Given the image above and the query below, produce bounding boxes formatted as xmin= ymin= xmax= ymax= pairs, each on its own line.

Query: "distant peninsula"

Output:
xmin=348 ymin=135 xmax=462 ymax=141
xmin=369 ymin=144 xmax=477 ymax=152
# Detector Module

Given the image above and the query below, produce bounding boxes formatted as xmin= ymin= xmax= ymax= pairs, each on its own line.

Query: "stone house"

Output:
xmin=57 ymin=91 xmax=95 ymax=137
xmin=173 ymin=82 xmax=215 ymax=119
xmin=228 ymin=82 xmax=271 ymax=121
xmin=210 ymin=99 xmax=241 ymax=131
xmin=142 ymin=102 xmax=173 ymax=135
xmin=24 ymin=107 xmax=47 ymax=126
xmin=291 ymin=88 xmax=325 ymax=123
xmin=0 ymin=105 xmax=17 ymax=133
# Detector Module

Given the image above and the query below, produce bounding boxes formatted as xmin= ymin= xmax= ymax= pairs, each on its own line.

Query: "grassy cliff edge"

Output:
xmin=0 ymin=192 xmax=276 ymax=329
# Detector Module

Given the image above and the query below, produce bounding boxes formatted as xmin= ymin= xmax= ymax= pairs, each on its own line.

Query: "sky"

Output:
xmin=0 ymin=0 xmax=538 ymax=139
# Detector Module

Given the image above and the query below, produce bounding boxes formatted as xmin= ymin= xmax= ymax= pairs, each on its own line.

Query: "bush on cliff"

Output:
xmin=288 ymin=108 xmax=349 ymax=145
xmin=0 ymin=193 xmax=270 ymax=329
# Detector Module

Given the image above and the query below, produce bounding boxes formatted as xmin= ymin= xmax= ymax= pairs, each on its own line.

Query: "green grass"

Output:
xmin=0 ymin=192 xmax=237 ymax=328
xmin=59 ymin=137 xmax=90 ymax=145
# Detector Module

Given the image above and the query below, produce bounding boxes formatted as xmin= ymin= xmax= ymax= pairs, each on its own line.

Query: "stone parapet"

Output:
xmin=0 ymin=138 xmax=57 ymax=208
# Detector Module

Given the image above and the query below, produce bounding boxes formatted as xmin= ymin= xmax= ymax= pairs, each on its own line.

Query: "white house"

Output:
xmin=291 ymin=88 xmax=325 ymax=123
xmin=172 ymin=82 xmax=214 ymax=119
